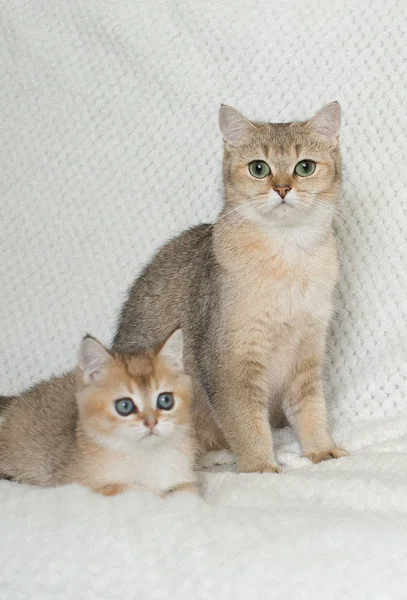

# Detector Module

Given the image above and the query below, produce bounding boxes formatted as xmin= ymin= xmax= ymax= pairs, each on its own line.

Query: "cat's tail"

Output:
xmin=0 ymin=395 xmax=16 ymax=481
xmin=0 ymin=394 xmax=14 ymax=414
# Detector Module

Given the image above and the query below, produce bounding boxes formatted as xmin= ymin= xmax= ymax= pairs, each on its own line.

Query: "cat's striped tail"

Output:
xmin=0 ymin=395 xmax=16 ymax=481
xmin=0 ymin=394 xmax=14 ymax=414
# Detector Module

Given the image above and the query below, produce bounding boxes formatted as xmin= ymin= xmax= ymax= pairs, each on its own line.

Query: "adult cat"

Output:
xmin=113 ymin=103 xmax=348 ymax=473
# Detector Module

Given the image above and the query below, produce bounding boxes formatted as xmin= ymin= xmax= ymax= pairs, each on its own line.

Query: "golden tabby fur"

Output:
xmin=114 ymin=103 xmax=348 ymax=473
xmin=0 ymin=330 xmax=197 ymax=495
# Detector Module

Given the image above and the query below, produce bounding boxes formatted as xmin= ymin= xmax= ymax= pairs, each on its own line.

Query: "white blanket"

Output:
xmin=2 ymin=420 xmax=407 ymax=599
xmin=1 ymin=1 xmax=407 ymax=598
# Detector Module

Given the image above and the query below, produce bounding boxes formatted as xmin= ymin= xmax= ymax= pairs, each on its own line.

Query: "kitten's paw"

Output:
xmin=239 ymin=462 xmax=282 ymax=474
xmin=162 ymin=482 xmax=199 ymax=498
xmin=95 ymin=483 xmax=129 ymax=496
xmin=306 ymin=447 xmax=349 ymax=464
xmin=200 ymin=450 xmax=236 ymax=468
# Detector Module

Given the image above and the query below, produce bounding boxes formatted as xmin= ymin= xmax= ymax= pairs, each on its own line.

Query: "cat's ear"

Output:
xmin=158 ymin=329 xmax=184 ymax=371
xmin=307 ymin=102 xmax=341 ymax=142
xmin=78 ymin=335 xmax=113 ymax=383
xmin=218 ymin=104 xmax=256 ymax=145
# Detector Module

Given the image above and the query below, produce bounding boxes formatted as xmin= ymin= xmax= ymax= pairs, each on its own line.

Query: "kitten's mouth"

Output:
xmin=142 ymin=431 xmax=159 ymax=439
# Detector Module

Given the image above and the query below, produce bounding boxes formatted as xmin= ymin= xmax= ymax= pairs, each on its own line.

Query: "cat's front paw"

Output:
xmin=239 ymin=461 xmax=282 ymax=474
xmin=200 ymin=449 xmax=236 ymax=469
xmin=259 ymin=464 xmax=282 ymax=474
xmin=306 ymin=447 xmax=349 ymax=464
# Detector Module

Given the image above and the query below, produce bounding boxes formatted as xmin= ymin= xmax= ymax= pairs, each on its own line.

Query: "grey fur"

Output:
xmin=0 ymin=374 xmax=77 ymax=485
xmin=113 ymin=224 xmax=224 ymax=439
xmin=114 ymin=224 xmax=218 ymax=384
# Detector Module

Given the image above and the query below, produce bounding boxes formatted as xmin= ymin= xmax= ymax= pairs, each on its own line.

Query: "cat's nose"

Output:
xmin=144 ymin=417 xmax=157 ymax=431
xmin=274 ymin=185 xmax=292 ymax=199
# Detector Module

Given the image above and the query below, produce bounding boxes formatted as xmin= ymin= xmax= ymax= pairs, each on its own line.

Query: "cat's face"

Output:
xmin=76 ymin=331 xmax=191 ymax=451
xmin=219 ymin=104 xmax=341 ymax=231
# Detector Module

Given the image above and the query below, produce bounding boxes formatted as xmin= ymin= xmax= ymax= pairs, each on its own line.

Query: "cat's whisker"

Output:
xmin=335 ymin=207 xmax=358 ymax=227
xmin=332 ymin=215 xmax=352 ymax=236
xmin=216 ymin=205 xmax=264 ymax=237
xmin=321 ymin=208 xmax=355 ymax=235
xmin=301 ymin=195 xmax=357 ymax=234
xmin=213 ymin=200 xmax=265 ymax=238
xmin=310 ymin=197 xmax=358 ymax=226
xmin=194 ymin=199 xmax=263 ymax=247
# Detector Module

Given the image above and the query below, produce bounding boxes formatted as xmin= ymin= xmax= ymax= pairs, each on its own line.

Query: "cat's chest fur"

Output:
xmin=79 ymin=434 xmax=194 ymax=493
xmin=215 ymin=222 xmax=338 ymax=327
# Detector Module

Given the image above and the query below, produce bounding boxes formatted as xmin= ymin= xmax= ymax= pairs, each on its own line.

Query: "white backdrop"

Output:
xmin=2 ymin=3 xmax=407 ymax=600
xmin=1 ymin=1 xmax=407 ymax=417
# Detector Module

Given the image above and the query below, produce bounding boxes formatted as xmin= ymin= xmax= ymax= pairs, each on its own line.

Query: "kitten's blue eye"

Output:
xmin=156 ymin=393 xmax=174 ymax=411
xmin=248 ymin=160 xmax=271 ymax=179
xmin=115 ymin=398 xmax=136 ymax=416
xmin=294 ymin=160 xmax=316 ymax=177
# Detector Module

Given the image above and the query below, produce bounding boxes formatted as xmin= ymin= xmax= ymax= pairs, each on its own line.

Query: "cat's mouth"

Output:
xmin=263 ymin=194 xmax=296 ymax=211
xmin=264 ymin=200 xmax=294 ymax=216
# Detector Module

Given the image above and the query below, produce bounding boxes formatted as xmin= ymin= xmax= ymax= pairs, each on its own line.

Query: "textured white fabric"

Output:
xmin=1 ymin=419 xmax=407 ymax=600
xmin=1 ymin=0 xmax=406 ymax=423
xmin=1 ymin=1 xmax=407 ymax=598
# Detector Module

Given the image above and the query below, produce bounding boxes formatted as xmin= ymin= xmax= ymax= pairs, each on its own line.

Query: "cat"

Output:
xmin=113 ymin=103 xmax=349 ymax=473
xmin=0 ymin=329 xmax=198 ymax=496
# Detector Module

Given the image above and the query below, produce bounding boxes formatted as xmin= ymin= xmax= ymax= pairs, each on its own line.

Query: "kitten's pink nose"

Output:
xmin=144 ymin=417 xmax=157 ymax=431
xmin=274 ymin=185 xmax=292 ymax=200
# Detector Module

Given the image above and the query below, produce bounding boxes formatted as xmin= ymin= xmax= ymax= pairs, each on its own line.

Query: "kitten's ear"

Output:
xmin=78 ymin=336 xmax=113 ymax=383
xmin=158 ymin=329 xmax=184 ymax=371
xmin=307 ymin=102 xmax=341 ymax=142
xmin=218 ymin=104 xmax=256 ymax=145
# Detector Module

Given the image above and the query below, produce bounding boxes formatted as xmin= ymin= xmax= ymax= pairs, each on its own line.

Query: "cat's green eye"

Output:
xmin=294 ymin=160 xmax=316 ymax=177
xmin=248 ymin=160 xmax=271 ymax=179
xmin=157 ymin=392 xmax=174 ymax=411
xmin=115 ymin=398 xmax=136 ymax=416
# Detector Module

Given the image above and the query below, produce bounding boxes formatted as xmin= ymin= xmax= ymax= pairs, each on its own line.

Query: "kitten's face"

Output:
xmin=220 ymin=105 xmax=341 ymax=230
xmin=76 ymin=342 xmax=191 ymax=452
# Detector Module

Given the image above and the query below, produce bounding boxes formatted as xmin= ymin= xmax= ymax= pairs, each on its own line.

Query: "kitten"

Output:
xmin=0 ymin=330 xmax=197 ymax=496
xmin=113 ymin=103 xmax=349 ymax=473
